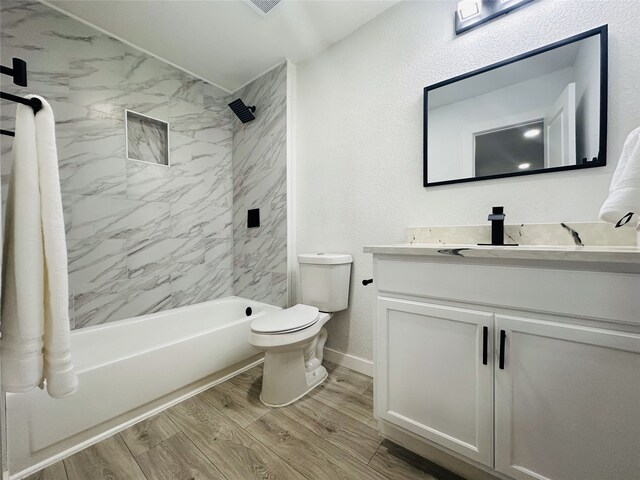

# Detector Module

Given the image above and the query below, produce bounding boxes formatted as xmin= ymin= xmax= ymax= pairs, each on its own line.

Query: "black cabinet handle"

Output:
xmin=362 ymin=279 xmax=374 ymax=286
xmin=482 ymin=326 xmax=488 ymax=366
xmin=499 ymin=330 xmax=507 ymax=370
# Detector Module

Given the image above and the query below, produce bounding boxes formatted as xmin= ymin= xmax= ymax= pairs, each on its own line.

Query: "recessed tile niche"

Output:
xmin=126 ymin=110 xmax=170 ymax=166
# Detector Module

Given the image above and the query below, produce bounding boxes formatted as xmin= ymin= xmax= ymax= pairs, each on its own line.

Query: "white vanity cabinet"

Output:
xmin=377 ymin=298 xmax=494 ymax=466
xmin=366 ymin=246 xmax=640 ymax=480
xmin=494 ymin=314 xmax=640 ymax=480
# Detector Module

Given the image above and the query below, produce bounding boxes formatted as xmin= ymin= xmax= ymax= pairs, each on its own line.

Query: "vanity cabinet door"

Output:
xmin=376 ymin=297 xmax=494 ymax=467
xmin=494 ymin=315 xmax=640 ymax=480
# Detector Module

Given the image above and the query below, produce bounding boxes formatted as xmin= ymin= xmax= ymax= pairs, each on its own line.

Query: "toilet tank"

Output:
xmin=298 ymin=253 xmax=353 ymax=312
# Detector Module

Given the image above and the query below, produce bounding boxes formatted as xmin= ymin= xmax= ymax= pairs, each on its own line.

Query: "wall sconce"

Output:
xmin=455 ymin=0 xmax=536 ymax=35
xmin=457 ymin=0 xmax=482 ymax=21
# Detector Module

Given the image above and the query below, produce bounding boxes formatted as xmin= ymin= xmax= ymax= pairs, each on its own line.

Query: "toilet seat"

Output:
xmin=251 ymin=304 xmax=319 ymax=335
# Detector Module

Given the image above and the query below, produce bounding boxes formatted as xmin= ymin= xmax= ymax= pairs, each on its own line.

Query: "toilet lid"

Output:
xmin=251 ymin=304 xmax=319 ymax=334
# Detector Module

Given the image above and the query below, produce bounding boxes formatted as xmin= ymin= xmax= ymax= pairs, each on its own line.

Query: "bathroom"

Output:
xmin=0 ymin=0 xmax=638 ymax=479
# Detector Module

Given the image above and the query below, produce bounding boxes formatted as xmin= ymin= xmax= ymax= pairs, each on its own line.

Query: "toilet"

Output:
xmin=249 ymin=253 xmax=353 ymax=407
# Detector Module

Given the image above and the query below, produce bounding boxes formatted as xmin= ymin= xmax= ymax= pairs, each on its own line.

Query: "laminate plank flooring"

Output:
xmin=279 ymin=395 xmax=382 ymax=464
xmin=308 ymin=376 xmax=376 ymax=426
xmin=246 ymin=409 xmax=388 ymax=480
xmin=363 ymin=383 xmax=379 ymax=428
xmin=227 ymin=365 xmax=263 ymax=398
xmin=369 ymin=440 xmax=466 ymax=480
xmin=64 ymin=435 xmax=146 ymax=480
xmin=27 ymin=361 xmax=465 ymax=480
xmin=135 ymin=431 xmax=226 ymax=480
xmin=364 ymin=383 xmax=374 ymax=400
xmin=120 ymin=412 xmax=181 ymax=456
xmin=324 ymin=362 xmax=373 ymax=395
xmin=199 ymin=380 xmax=270 ymax=428
xmin=165 ymin=394 xmax=304 ymax=480
xmin=24 ymin=462 xmax=67 ymax=480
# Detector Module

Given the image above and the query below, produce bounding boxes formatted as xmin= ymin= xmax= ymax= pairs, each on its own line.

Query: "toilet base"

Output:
xmin=259 ymin=333 xmax=329 ymax=408
xmin=251 ymin=313 xmax=332 ymax=407
xmin=260 ymin=365 xmax=327 ymax=407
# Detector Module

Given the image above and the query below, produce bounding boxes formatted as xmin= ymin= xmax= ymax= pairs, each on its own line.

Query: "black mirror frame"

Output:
xmin=423 ymin=25 xmax=608 ymax=188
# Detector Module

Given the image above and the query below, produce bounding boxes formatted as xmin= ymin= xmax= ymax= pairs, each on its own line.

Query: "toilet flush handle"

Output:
xmin=362 ymin=279 xmax=374 ymax=286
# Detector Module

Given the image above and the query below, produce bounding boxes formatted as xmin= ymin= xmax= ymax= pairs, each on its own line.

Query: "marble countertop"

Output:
xmin=363 ymin=244 xmax=640 ymax=265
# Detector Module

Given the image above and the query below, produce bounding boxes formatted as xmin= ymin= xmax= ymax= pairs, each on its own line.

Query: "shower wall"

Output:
xmin=0 ymin=1 xmax=234 ymax=328
xmin=232 ymin=63 xmax=288 ymax=307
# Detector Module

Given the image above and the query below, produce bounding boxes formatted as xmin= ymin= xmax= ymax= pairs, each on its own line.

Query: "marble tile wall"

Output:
xmin=1 ymin=1 xmax=234 ymax=328
xmin=232 ymin=63 xmax=288 ymax=307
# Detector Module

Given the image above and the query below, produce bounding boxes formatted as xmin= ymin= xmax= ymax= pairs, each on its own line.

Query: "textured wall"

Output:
xmin=1 ymin=1 xmax=234 ymax=329
xmin=232 ymin=63 xmax=288 ymax=307
xmin=296 ymin=0 xmax=640 ymax=360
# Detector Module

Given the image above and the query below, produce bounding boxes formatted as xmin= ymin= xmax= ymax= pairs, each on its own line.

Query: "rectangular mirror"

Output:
xmin=424 ymin=25 xmax=607 ymax=187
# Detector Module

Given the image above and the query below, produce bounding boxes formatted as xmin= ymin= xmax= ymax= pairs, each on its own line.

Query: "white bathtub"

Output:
xmin=7 ymin=296 xmax=279 ymax=478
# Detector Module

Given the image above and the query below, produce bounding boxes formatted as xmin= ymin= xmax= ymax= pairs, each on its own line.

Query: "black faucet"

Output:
xmin=479 ymin=206 xmax=518 ymax=246
xmin=489 ymin=206 xmax=506 ymax=245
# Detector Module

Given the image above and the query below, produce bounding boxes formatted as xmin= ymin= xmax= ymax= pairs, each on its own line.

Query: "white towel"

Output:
xmin=599 ymin=127 xmax=640 ymax=229
xmin=1 ymin=95 xmax=77 ymax=398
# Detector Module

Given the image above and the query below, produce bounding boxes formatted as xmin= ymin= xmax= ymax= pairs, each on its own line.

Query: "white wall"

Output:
xmin=295 ymin=0 xmax=640 ymax=361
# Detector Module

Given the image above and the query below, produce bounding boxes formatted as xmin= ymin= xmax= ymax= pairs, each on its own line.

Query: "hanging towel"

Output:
xmin=599 ymin=127 xmax=640 ymax=229
xmin=1 ymin=95 xmax=77 ymax=398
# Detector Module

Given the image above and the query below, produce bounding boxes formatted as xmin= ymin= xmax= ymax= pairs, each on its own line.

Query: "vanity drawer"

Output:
xmin=374 ymin=255 xmax=640 ymax=325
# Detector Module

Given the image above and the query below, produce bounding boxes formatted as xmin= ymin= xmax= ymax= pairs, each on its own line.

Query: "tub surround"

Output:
xmin=407 ymin=222 xmax=637 ymax=247
xmin=232 ymin=62 xmax=288 ymax=308
xmin=2 ymin=1 xmax=296 ymax=329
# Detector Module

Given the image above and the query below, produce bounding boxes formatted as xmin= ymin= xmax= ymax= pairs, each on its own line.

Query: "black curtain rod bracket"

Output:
xmin=0 ymin=58 xmax=28 ymax=87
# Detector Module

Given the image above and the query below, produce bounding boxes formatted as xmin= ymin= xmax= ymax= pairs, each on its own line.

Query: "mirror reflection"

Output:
xmin=424 ymin=27 xmax=606 ymax=186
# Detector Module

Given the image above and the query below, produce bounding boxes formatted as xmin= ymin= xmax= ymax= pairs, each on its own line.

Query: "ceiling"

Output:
xmin=47 ymin=0 xmax=401 ymax=93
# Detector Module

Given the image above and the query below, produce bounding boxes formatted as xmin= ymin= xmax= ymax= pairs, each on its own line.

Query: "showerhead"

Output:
xmin=228 ymin=98 xmax=256 ymax=123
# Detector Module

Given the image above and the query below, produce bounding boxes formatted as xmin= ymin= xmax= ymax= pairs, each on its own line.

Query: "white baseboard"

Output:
xmin=323 ymin=347 xmax=373 ymax=377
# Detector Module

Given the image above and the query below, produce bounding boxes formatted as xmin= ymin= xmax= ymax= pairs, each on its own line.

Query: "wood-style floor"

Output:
xmin=26 ymin=362 xmax=464 ymax=480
